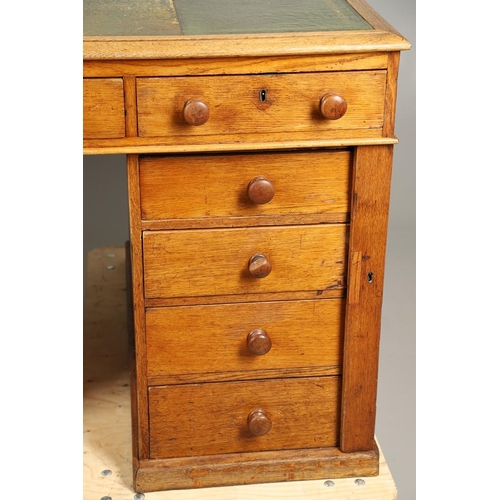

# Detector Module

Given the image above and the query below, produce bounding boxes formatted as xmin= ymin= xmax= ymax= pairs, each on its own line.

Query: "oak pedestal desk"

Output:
xmin=83 ymin=0 xmax=410 ymax=493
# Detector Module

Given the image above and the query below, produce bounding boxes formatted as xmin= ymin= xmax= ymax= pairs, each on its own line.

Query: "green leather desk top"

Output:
xmin=83 ymin=0 xmax=373 ymax=37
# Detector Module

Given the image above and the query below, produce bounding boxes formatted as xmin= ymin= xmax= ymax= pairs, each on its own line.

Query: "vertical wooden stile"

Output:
xmin=340 ymin=144 xmax=394 ymax=452
xmin=127 ymin=154 xmax=149 ymax=460
xmin=124 ymin=76 xmax=138 ymax=137
xmin=383 ymin=52 xmax=401 ymax=138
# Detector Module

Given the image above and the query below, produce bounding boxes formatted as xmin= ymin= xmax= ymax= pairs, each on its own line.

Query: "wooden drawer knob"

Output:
xmin=320 ymin=92 xmax=347 ymax=120
xmin=247 ymin=408 xmax=272 ymax=436
xmin=183 ymin=98 xmax=210 ymax=126
xmin=248 ymin=176 xmax=275 ymax=204
xmin=247 ymin=328 xmax=272 ymax=355
xmin=248 ymin=253 xmax=272 ymax=278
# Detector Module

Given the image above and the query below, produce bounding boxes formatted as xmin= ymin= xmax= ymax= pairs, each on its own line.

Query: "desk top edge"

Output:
xmin=83 ymin=31 xmax=410 ymax=61
xmin=83 ymin=0 xmax=410 ymax=60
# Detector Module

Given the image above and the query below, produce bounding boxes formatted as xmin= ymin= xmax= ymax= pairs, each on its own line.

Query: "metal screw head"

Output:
xmin=107 ymin=265 xmax=115 ymax=270
xmin=107 ymin=253 xmax=116 ymax=258
xmin=324 ymin=480 xmax=335 ymax=487
xmin=101 ymin=469 xmax=112 ymax=476
xmin=134 ymin=494 xmax=145 ymax=500
xmin=354 ymin=478 xmax=366 ymax=486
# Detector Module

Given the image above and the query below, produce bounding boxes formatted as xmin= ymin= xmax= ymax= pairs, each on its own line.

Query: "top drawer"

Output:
xmin=139 ymin=150 xmax=351 ymax=227
xmin=83 ymin=78 xmax=125 ymax=139
xmin=136 ymin=71 xmax=386 ymax=140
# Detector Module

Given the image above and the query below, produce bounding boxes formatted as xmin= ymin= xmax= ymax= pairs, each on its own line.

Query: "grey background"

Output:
xmin=83 ymin=0 xmax=415 ymax=496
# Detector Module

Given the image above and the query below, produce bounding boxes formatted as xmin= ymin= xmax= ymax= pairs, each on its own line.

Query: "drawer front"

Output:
xmin=139 ymin=151 xmax=351 ymax=222
xmin=83 ymin=78 xmax=125 ymax=139
xmin=137 ymin=71 xmax=386 ymax=139
xmin=146 ymin=299 xmax=344 ymax=383
xmin=149 ymin=377 xmax=340 ymax=458
xmin=143 ymin=225 xmax=347 ymax=299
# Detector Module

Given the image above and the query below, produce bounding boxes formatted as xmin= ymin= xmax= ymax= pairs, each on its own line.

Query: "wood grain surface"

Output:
xmin=149 ymin=377 xmax=341 ymax=458
xmin=340 ymin=144 xmax=394 ymax=452
xmin=142 ymin=224 xmax=348 ymax=299
xmin=83 ymin=78 xmax=125 ymax=139
xmin=127 ymin=155 xmax=149 ymax=458
xmin=84 ymin=133 xmax=397 ymax=155
xmin=83 ymin=52 xmax=390 ymax=78
xmin=139 ymin=150 xmax=351 ymax=224
xmin=136 ymin=71 xmax=386 ymax=139
xmin=83 ymin=30 xmax=410 ymax=61
xmin=145 ymin=299 xmax=345 ymax=384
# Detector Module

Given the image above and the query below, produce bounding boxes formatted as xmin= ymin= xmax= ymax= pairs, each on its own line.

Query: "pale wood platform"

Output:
xmin=83 ymin=246 xmax=398 ymax=500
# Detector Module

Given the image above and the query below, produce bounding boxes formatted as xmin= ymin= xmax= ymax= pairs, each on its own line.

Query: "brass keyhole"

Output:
xmin=367 ymin=272 xmax=374 ymax=283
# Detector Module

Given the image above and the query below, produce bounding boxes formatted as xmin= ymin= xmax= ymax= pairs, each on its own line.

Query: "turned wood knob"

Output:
xmin=183 ymin=98 xmax=210 ymax=126
xmin=247 ymin=328 xmax=272 ymax=355
xmin=247 ymin=176 xmax=275 ymax=204
xmin=247 ymin=408 xmax=272 ymax=436
xmin=320 ymin=92 xmax=347 ymax=120
xmin=248 ymin=254 xmax=272 ymax=278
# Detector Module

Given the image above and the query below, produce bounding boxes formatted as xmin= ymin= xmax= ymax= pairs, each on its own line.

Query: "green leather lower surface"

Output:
xmin=175 ymin=0 xmax=372 ymax=35
xmin=84 ymin=0 xmax=372 ymax=37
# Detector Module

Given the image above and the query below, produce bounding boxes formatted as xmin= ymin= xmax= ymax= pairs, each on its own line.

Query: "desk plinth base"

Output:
xmin=133 ymin=445 xmax=378 ymax=492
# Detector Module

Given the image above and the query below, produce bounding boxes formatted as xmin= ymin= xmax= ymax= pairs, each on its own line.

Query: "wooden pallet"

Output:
xmin=83 ymin=246 xmax=398 ymax=500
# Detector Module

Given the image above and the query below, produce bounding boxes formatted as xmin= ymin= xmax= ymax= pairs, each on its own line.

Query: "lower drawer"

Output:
xmin=146 ymin=299 xmax=344 ymax=384
xmin=143 ymin=224 xmax=347 ymax=299
xmin=149 ymin=377 xmax=340 ymax=459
